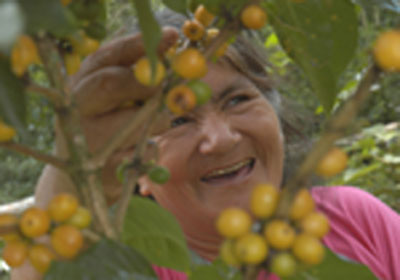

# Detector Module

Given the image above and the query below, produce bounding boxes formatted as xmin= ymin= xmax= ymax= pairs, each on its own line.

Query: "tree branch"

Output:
xmin=114 ymin=111 xmax=162 ymax=233
xmin=276 ymin=64 xmax=381 ymax=217
xmin=0 ymin=142 xmax=67 ymax=169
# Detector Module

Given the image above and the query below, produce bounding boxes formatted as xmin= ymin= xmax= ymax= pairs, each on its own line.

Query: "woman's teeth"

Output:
xmin=204 ymin=159 xmax=253 ymax=179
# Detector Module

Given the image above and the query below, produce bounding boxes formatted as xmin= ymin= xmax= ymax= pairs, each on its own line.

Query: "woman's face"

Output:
xmin=139 ymin=62 xmax=284 ymax=255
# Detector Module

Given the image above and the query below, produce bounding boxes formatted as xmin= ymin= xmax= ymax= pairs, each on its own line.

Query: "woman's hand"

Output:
xmin=64 ymin=27 xmax=179 ymax=155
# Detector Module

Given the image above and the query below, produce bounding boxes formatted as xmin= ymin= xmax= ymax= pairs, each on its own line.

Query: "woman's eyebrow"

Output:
xmin=213 ymin=83 xmax=244 ymax=103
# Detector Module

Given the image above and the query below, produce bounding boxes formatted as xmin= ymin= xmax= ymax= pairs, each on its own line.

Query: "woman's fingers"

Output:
xmin=82 ymin=109 xmax=143 ymax=153
xmin=73 ymin=27 xmax=179 ymax=80
xmin=73 ymin=66 xmax=159 ymax=117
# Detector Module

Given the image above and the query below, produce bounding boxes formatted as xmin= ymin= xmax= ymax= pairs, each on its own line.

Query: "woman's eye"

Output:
xmin=170 ymin=116 xmax=190 ymax=128
xmin=226 ymin=95 xmax=250 ymax=107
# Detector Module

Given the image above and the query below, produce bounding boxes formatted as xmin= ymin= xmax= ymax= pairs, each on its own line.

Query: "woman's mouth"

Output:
xmin=201 ymin=158 xmax=255 ymax=185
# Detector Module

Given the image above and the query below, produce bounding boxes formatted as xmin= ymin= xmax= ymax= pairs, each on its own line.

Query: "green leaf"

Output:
xmin=121 ymin=196 xmax=191 ymax=272
xmin=189 ymin=259 xmax=242 ymax=280
xmin=283 ymin=249 xmax=378 ymax=280
xmin=44 ymin=239 xmax=157 ymax=280
xmin=268 ymin=0 xmax=358 ymax=112
xmin=342 ymin=163 xmax=381 ymax=183
xmin=0 ymin=59 xmax=26 ymax=134
xmin=162 ymin=0 xmax=188 ymax=15
xmin=69 ymin=0 xmax=107 ymax=40
xmin=131 ymin=0 xmax=161 ymax=79
xmin=17 ymin=0 xmax=76 ymax=37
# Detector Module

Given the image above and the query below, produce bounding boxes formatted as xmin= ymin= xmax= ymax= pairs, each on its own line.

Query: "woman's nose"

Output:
xmin=198 ymin=114 xmax=241 ymax=154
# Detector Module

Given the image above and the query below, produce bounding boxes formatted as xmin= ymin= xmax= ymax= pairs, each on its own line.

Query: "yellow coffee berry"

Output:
xmin=292 ymin=234 xmax=325 ymax=265
xmin=235 ymin=233 xmax=268 ymax=265
xmin=289 ymin=189 xmax=315 ymax=221
xmin=264 ymin=220 xmax=295 ymax=250
xmin=172 ymin=48 xmax=207 ymax=79
xmin=300 ymin=211 xmax=330 ymax=238
xmin=250 ymin=183 xmax=279 ymax=218
xmin=315 ymin=147 xmax=348 ymax=178
xmin=133 ymin=57 xmax=166 ymax=86
xmin=216 ymin=207 xmax=252 ymax=238
xmin=194 ymin=5 xmax=215 ymax=27
xmin=241 ymin=5 xmax=267 ymax=30
xmin=373 ymin=30 xmax=400 ymax=72
xmin=0 ymin=122 xmax=16 ymax=142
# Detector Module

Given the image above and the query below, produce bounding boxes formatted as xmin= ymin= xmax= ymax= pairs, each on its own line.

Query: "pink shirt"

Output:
xmin=153 ymin=186 xmax=400 ymax=280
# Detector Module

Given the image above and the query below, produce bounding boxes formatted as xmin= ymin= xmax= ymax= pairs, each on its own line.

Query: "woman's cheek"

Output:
xmin=157 ymin=137 xmax=191 ymax=186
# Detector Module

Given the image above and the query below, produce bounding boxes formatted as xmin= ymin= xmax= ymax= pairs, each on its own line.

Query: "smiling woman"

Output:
xmin=11 ymin=8 xmax=400 ymax=280
xmin=139 ymin=61 xmax=285 ymax=260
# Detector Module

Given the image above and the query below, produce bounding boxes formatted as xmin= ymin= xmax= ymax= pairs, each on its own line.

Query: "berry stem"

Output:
xmin=244 ymin=265 xmax=261 ymax=280
xmin=276 ymin=64 xmax=381 ymax=217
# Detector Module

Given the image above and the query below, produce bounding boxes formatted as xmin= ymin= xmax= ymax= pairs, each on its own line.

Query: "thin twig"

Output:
xmin=114 ymin=108 xmax=163 ymax=233
xmin=244 ymin=265 xmax=261 ymax=280
xmin=87 ymin=173 xmax=117 ymax=239
xmin=276 ymin=64 xmax=381 ymax=217
xmin=0 ymin=142 xmax=67 ymax=169
xmin=0 ymin=224 xmax=18 ymax=236
xmin=82 ymin=228 xmax=102 ymax=242
xmin=25 ymin=84 xmax=65 ymax=108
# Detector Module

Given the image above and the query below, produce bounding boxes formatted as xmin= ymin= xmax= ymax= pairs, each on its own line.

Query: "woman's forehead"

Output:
xmin=201 ymin=62 xmax=255 ymax=97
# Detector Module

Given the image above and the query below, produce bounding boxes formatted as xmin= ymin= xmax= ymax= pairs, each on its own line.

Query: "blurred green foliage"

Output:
xmin=0 ymin=66 xmax=54 ymax=204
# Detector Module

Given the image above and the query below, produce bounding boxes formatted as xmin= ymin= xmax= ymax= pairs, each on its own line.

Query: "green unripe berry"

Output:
xmin=148 ymin=165 xmax=170 ymax=184
xmin=187 ymin=80 xmax=212 ymax=105
xmin=270 ymin=252 xmax=297 ymax=278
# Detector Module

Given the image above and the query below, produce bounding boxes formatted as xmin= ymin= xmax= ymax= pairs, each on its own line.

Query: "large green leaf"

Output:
xmin=162 ymin=0 xmax=188 ymax=15
xmin=17 ymin=0 xmax=76 ymax=37
xmin=121 ymin=197 xmax=191 ymax=272
xmin=0 ymin=59 xmax=26 ymax=133
xmin=283 ymin=249 xmax=378 ymax=280
xmin=131 ymin=0 xmax=161 ymax=78
xmin=44 ymin=239 xmax=157 ymax=280
xmin=268 ymin=0 xmax=358 ymax=112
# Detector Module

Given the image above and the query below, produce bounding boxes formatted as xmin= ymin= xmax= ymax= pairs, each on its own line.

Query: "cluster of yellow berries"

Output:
xmin=216 ymin=185 xmax=329 ymax=278
xmin=10 ymin=30 xmax=99 ymax=78
xmin=63 ymin=31 xmax=100 ymax=75
xmin=133 ymin=4 xmax=267 ymax=116
xmin=0 ymin=193 xmax=91 ymax=274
